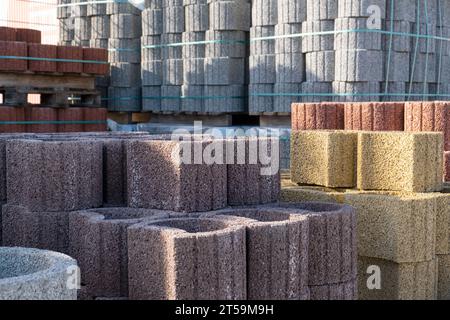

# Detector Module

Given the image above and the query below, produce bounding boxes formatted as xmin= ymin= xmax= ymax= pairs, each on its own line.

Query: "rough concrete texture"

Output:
xmin=128 ymin=218 xmax=247 ymax=300
xmin=69 ymin=207 xmax=184 ymax=299
xmin=182 ymin=32 xmax=206 ymax=59
xmin=281 ymin=185 xmax=345 ymax=204
xmin=226 ymin=138 xmax=280 ymax=206
xmin=181 ymin=85 xmax=204 ymax=112
xmin=142 ymin=86 xmax=162 ymax=111
xmin=344 ymin=191 xmax=443 ymax=263
xmin=344 ymin=102 xmax=405 ymax=131
xmin=142 ymin=8 xmax=163 ymax=36
xmin=274 ymin=23 xmax=302 ymax=54
xmin=301 ymin=82 xmax=333 ymax=102
xmin=278 ymin=0 xmax=307 ymax=23
xmin=110 ymin=14 xmax=142 ymax=39
xmin=290 ymin=130 xmax=357 ymax=188
xmin=6 ymin=139 xmax=103 ymax=212
xmin=110 ymin=63 xmax=141 ymax=87
xmin=0 ymin=247 xmax=78 ymax=300
xmin=305 ymin=51 xmax=335 ymax=82
xmin=163 ymin=6 xmax=185 ymax=34
xmin=309 ymin=280 xmax=357 ymax=300
xmin=0 ymin=107 xmax=26 ymax=133
xmin=445 ymin=151 xmax=450 ymax=182
xmin=337 ymin=0 xmax=386 ymax=18
xmin=273 ymin=83 xmax=301 ymax=113
xmin=108 ymin=38 xmax=141 ymax=63
xmin=56 ymin=45 xmax=83 ymax=73
xmin=404 ymin=101 xmax=450 ymax=151
xmin=250 ymin=26 xmax=275 ymax=55
xmin=209 ymin=1 xmax=250 ymax=31
xmin=306 ymin=0 xmax=337 ymax=20
xmin=108 ymin=87 xmax=142 ymax=112
xmin=357 ymin=131 xmax=444 ymax=192
xmin=57 ymin=108 xmax=84 ymax=132
xmin=205 ymin=30 xmax=247 ymax=58
xmin=291 ymin=103 xmax=344 ymax=131
xmin=249 ymin=84 xmax=273 ymax=113
xmin=1 ymin=204 xmax=71 ymax=254
xmin=275 ymin=53 xmax=304 ymax=83
xmin=358 ymin=256 xmax=437 ymax=300
xmin=205 ymin=57 xmax=245 ymax=85
xmin=335 ymin=49 xmax=384 ymax=82
xmin=90 ymin=15 xmax=110 ymax=39
xmin=302 ymin=20 xmax=334 ymax=53
xmin=437 ymin=254 xmax=450 ymax=300
xmin=335 ymin=17 xmax=382 ymax=50
xmin=204 ymin=207 xmax=310 ymax=300
xmin=25 ymin=107 xmax=58 ymax=133
xmin=183 ymin=58 xmax=205 ymax=84
xmin=83 ymin=47 xmax=109 ymax=75
xmin=332 ymin=81 xmax=380 ymax=102
xmin=27 ymin=44 xmax=57 ymax=73
xmin=126 ymin=139 xmax=227 ymax=212
xmin=252 ymin=0 xmax=278 ymax=27
xmin=184 ymin=4 xmax=209 ymax=32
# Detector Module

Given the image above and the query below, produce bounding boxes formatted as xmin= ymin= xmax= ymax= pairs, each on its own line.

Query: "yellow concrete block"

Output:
xmin=437 ymin=254 xmax=450 ymax=300
xmin=281 ymin=185 xmax=345 ymax=203
xmin=357 ymin=131 xmax=444 ymax=192
xmin=358 ymin=256 xmax=437 ymax=300
xmin=291 ymin=130 xmax=357 ymax=188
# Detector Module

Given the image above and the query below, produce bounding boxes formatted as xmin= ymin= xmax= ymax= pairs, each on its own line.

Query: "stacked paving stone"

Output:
xmin=58 ymin=0 xmax=75 ymax=46
xmin=284 ymin=129 xmax=449 ymax=299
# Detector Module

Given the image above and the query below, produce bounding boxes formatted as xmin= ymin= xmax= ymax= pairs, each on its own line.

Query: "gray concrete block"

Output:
xmin=382 ymin=82 xmax=406 ymax=101
xmin=309 ymin=280 xmax=357 ymax=300
xmin=406 ymin=82 xmax=433 ymax=101
xmin=302 ymin=20 xmax=334 ymax=53
xmin=57 ymin=0 xmax=71 ymax=19
xmin=142 ymin=60 xmax=163 ymax=86
xmin=278 ymin=0 xmax=307 ymax=24
xmin=250 ymin=26 xmax=275 ymax=56
xmin=87 ymin=1 xmax=107 ymax=16
xmin=126 ymin=139 xmax=227 ymax=211
xmin=337 ymin=0 xmax=386 ymax=18
xmin=181 ymin=85 xmax=204 ymax=112
xmin=209 ymin=0 xmax=250 ymax=31
xmin=72 ymin=0 xmax=87 ymax=16
xmin=332 ymin=81 xmax=381 ymax=102
xmin=142 ymin=8 xmax=163 ymax=36
xmin=387 ymin=0 xmax=416 ymax=22
xmin=410 ymin=53 xmax=437 ymax=83
xmin=163 ymin=6 xmax=184 ymax=33
xmin=108 ymin=87 xmax=142 ymax=112
xmin=109 ymin=38 xmax=141 ymax=63
xmin=437 ymin=0 xmax=450 ymax=26
xmin=59 ymin=19 xmax=74 ymax=42
xmin=163 ymin=0 xmax=183 ymax=7
xmin=90 ymin=38 xmax=108 ymax=49
xmin=275 ymin=23 xmax=302 ymax=54
xmin=183 ymin=0 xmax=206 ymax=5
xmin=205 ymin=30 xmax=247 ymax=58
xmin=305 ymin=51 xmax=335 ymax=82
xmin=307 ymin=0 xmax=338 ymax=20
xmin=335 ymin=49 xmax=384 ymax=82
xmin=205 ymin=57 xmax=245 ymax=85
xmin=384 ymin=20 xmax=411 ymax=52
xmin=273 ymin=83 xmax=301 ymax=113
xmin=385 ymin=51 xmax=410 ymax=82
xmin=90 ymin=15 xmax=110 ymax=40
xmin=6 ymin=139 xmax=103 ymax=212
xmin=204 ymin=85 xmax=246 ymax=113
xmin=436 ymin=26 xmax=450 ymax=56
xmin=301 ymin=82 xmax=333 ymax=102
xmin=412 ymin=23 xmax=437 ymax=54
xmin=142 ymin=86 xmax=162 ymax=111
xmin=161 ymin=85 xmax=182 ymax=111
xmin=183 ymin=58 xmax=205 ymax=84
xmin=182 ymin=32 xmax=206 ymax=58
xmin=185 ymin=4 xmax=209 ymax=32
xmin=249 ymin=54 xmax=276 ymax=84
xmin=107 ymin=1 xmax=142 ymax=15
xmin=141 ymin=35 xmax=162 ymax=61
xmin=128 ymin=218 xmax=247 ymax=300
xmin=334 ymin=18 xmax=382 ymax=50
xmin=161 ymin=33 xmax=183 ymax=59
xmin=275 ymin=53 xmax=305 ymax=83
xmin=111 ymin=63 xmax=141 ymax=87
xmin=252 ymin=0 xmax=277 ymax=26
xmin=74 ymin=16 xmax=91 ymax=42
xmin=162 ymin=59 xmax=184 ymax=85
xmin=249 ymin=84 xmax=274 ymax=113
xmin=110 ymin=14 xmax=142 ymax=39
xmin=0 ymin=247 xmax=77 ymax=300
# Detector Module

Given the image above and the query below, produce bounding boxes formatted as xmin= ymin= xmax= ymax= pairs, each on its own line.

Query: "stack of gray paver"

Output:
xmin=58 ymin=0 xmax=75 ymax=46
xmin=435 ymin=0 xmax=450 ymax=100
xmin=73 ymin=0 xmax=91 ymax=47
xmin=108 ymin=1 xmax=142 ymax=112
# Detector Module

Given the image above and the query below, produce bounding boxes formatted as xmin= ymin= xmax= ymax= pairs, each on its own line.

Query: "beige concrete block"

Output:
xmin=281 ymin=185 xmax=345 ymax=203
xmin=357 ymin=131 xmax=444 ymax=192
xmin=358 ymin=256 xmax=437 ymax=300
xmin=437 ymin=254 xmax=450 ymax=300
xmin=291 ymin=130 xmax=357 ymax=188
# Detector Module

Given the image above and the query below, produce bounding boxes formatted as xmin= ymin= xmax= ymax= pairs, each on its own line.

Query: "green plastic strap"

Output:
xmin=0 ymin=55 xmax=108 ymax=64
xmin=142 ymin=39 xmax=247 ymax=49
xmin=108 ymin=48 xmax=140 ymax=52
xmin=384 ymin=0 xmax=395 ymax=95
xmin=249 ymin=92 xmax=450 ymax=98
xmin=0 ymin=120 xmax=107 ymax=125
xmin=143 ymin=96 xmax=246 ymax=100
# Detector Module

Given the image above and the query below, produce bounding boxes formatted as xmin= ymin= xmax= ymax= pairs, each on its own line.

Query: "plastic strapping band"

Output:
xmin=142 ymin=96 xmax=246 ymax=100
xmin=0 ymin=56 xmax=108 ymax=64
xmin=0 ymin=120 xmax=107 ymax=125
xmin=384 ymin=0 xmax=395 ymax=95
xmin=57 ymin=0 xmax=125 ymax=8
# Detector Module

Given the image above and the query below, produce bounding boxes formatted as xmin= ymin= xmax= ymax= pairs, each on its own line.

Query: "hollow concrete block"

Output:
xmin=278 ymin=0 xmax=307 ymax=24
xmin=344 ymin=102 xmax=405 ymax=131
xmin=281 ymin=185 xmax=345 ymax=204
xmin=437 ymin=254 xmax=450 ymax=300
xmin=309 ymin=280 xmax=357 ymax=300
xmin=307 ymin=0 xmax=338 ymax=20
xmin=274 ymin=23 xmax=302 ymax=54
xmin=250 ymin=26 xmax=275 ymax=56
xmin=291 ymin=103 xmax=344 ymax=131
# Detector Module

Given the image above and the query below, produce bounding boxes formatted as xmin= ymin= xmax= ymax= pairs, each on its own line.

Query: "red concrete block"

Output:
xmin=83 ymin=48 xmax=109 ymax=75
xmin=57 ymin=108 xmax=84 ymax=132
xmin=0 ymin=106 xmax=26 ymax=133
xmin=0 ymin=40 xmax=27 ymax=71
xmin=26 ymin=107 xmax=58 ymax=133
xmin=405 ymin=101 xmax=450 ymax=151
xmin=83 ymin=108 xmax=107 ymax=132
xmin=0 ymin=27 xmax=16 ymax=41
xmin=15 ymin=28 xmax=41 ymax=44
xmin=56 ymin=46 xmax=83 ymax=73
xmin=27 ymin=43 xmax=57 ymax=72
xmin=344 ymin=102 xmax=404 ymax=131
xmin=445 ymin=152 xmax=450 ymax=182
xmin=292 ymin=103 xmax=345 ymax=131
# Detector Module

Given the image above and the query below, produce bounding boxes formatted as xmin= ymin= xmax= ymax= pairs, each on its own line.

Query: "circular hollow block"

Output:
xmin=205 ymin=207 xmax=310 ymax=300
xmin=69 ymin=208 xmax=183 ymax=299
xmin=0 ymin=247 xmax=78 ymax=300
xmin=291 ymin=103 xmax=345 ymax=131
xmin=344 ymin=102 xmax=405 ymax=131
xmin=6 ymin=139 xmax=103 ymax=212
xmin=278 ymin=202 xmax=357 ymax=286
xmin=127 ymin=218 xmax=247 ymax=300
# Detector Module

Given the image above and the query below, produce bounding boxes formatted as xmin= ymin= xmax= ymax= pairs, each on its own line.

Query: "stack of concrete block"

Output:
xmin=286 ymin=129 xmax=449 ymax=299
xmin=291 ymin=102 xmax=344 ymax=130
xmin=58 ymin=0 xmax=75 ymax=46
xmin=302 ymin=0 xmax=336 ymax=102
xmin=72 ymin=0 xmax=91 ymax=47
xmin=108 ymin=1 xmax=142 ymax=112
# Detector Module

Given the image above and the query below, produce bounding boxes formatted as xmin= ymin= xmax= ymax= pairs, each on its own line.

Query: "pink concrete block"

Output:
xmin=445 ymin=152 xmax=450 ymax=182
xmin=292 ymin=102 xmax=345 ymax=131
xmin=344 ymin=102 xmax=404 ymax=131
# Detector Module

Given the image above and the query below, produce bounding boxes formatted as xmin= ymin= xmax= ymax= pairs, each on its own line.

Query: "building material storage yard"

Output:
xmin=0 ymin=0 xmax=449 ymax=303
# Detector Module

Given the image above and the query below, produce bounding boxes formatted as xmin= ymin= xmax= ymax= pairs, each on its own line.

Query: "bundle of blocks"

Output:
xmin=283 ymin=101 xmax=450 ymax=300
xmin=0 ymin=132 xmax=361 ymax=300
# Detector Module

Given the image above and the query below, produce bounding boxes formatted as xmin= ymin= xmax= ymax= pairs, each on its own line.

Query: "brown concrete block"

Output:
xmin=57 ymin=108 xmax=84 ymax=132
xmin=83 ymin=108 xmax=107 ymax=132
xmin=126 ymin=139 xmax=227 ymax=212
xmin=26 ymin=107 xmax=58 ymax=133
xmin=291 ymin=103 xmax=345 ymax=131
xmin=128 ymin=218 xmax=247 ymax=300
xmin=358 ymin=256 xmax=437 ymax=300
xmin=6 ymin=139 xmax=103 ymax=211
xmin=83 ymin=48 xmax=109 ymax=75
xmin=226 ymin=138 xmax=280 ymax=206
xmin=357 ymin=131 xmax=444 ymax=192
xmin=15 ymin=28 xmax=41 ymax=43
xmin=0 ymin=40 xmax=27 ymax=71
xmin=69 ymin=207 xmax=183 ymax=299
xmin=0 ymin=27 xmax=16 ymax=41
xmin=28 ymin=43 xmax=57 ymax=72
xmin=2 ymin=204 xmax=70 ymax=253
xmin=0 ymin=106 xmax=26 ymax=133
xmin=445 ymin=151 xmax=450 ymax=182
xmin=437 ymin=254 xmax=450 ymax=300
xmin=309 ymin=280 xmax=357 ymax=300
xmin=291 ymin=130 xmax=357 ymax=188
xmin=405 ymin=101 xmax=450 ymax=151
xmin=344 ymin=102 xmax=404 ymax=131
xmin=56 ymin=45 xmax=83 ymax=73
